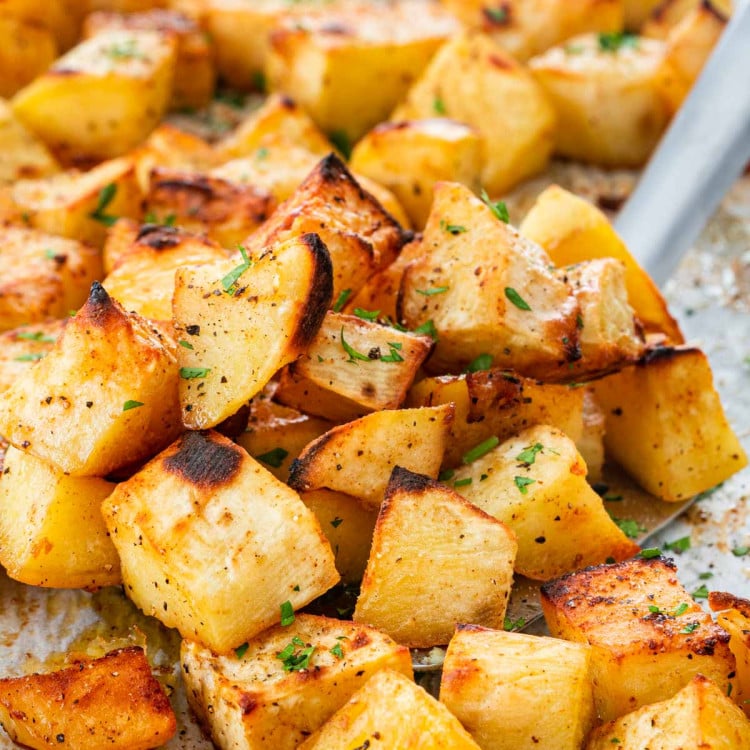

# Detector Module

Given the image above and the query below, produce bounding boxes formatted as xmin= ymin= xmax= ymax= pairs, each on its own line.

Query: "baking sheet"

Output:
xmin=0 ymin=165 xmax=747 ymax=746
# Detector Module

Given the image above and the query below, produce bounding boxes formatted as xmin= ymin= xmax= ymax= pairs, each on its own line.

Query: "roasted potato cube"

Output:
xmin=541 ymin=556 xmax=736 ymax=721
xmin=182 ymin=614 xmax=412 ymax=750
xmin=0 ymin=283 xmax=182 ymax=476
xmin=102 ymin=430 xmax=339 ymax=652
xmin=288 ymin=404 xmax=454 ymax=511
xmin=353 ymin=467 xmax=517 ymax=648
xmin=145 ymin=167 xmax=276 ymax=249
xmin=244 ymin=154 xmax=405 ymax=302
xmin=587 ymin=674 xmax=750 ymax=749
xmin=393 ymin=32 xmax=556 ymax=194
xmin=0 ymin=226 xmax=102 ymax=330
xmin=399 ymin=181 xmax=580 ymax=378
xmin=529 ymin=33 xmax=671 ymax=167
xmin=83 ymin=9 xmax=215 ymax=110
xmin=709 ymin=592 xmax=750 ymax=716
xmin=11 ymin=156 xmax=143 ymax=249
xmin=103 ymin=223 xmax=230 ymax=321
xmin=0 ymin=320 xmax=64 ymax=395
xmin=0 ymin=445 xmax=120 ymax=589
xmin=173 ymin=233 xmax=333 ymax=429
xmin=440 ymin=625 xmax=596 ymax=750
xmin=12 ymin=29 xmax=177 ymax=162
xmin=519 ymin=184 xmax=683 ymax=342
xmin=438 ymin=0 xmax=623 ymax=61
xmin=299 ymin=669 xmax=481 ymax=750
xmin=591 ymin=345 xmax=748 ymax=501
xmin=406 ymin=369 xmax=586 ymax=469
xmin=0 ymin=16 xmax=57 ymax=98
xmin=451 ymin=424 xmax=639 ymax=580
xmin=0 ymin=647 xmax=176 ymax=750
xmin=267 ymin=1 xmax=459 ymax=142
xmin=0 ymin=98 xmax=59 ymax=184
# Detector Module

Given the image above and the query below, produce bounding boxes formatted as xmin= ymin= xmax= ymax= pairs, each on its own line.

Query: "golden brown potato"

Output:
xmin=624 ymin=0 xmax=668 ymax=29
xmin=0 ymin=98 xmax=59 ymax=184
xmin=440 ymin=625 xmax=596 ymax=750
xmin=182 ymin=614 xmax=412 ymax=750
xmin=173 ymin=233 xmax=333 ymax=429
xmin=709 ymin=592 xmax=750 ymax=717
xmin=642 ymin=0 xmax=730 ymax=38
xmin=0 ymin=445 xmax=120 ymax=589
xmin=288 ymin=404 xmax=455 ymax=511
xmin=579 ymin=388 xmax=606 ymax=482
xmin=0 ymin=0 xmax=82 ymax=52
xmin=541 ymin=556 xmax=736 ymax=721
xmin=587 ymin=674 xmax=750 ymax=749
xmin=0 ymin=283 xmax=182 ymax=476
xmin=393 ymin=32 xmax=556 ymax=194
xmin=0 ymin=225 xmax=102 ymax=330
xmin=299 ymin=669 xmax=481 ymax=750
xmin=102 ymin=430 xmax=339 ymax=653
xmin=12 ymin=29 xmax=178 ymax=162
xmin=0 ymin=647 xmax=176 ymax=750
xmin=0 ymin=16 xmax=57 ymax=98
xmin=353 ymin=466 xmax=517 ymax=648
xmin=0 ymin=320 xmax=64 ymax=395
xmin=529 ymin=32 xmax=671 ymax=167
xmin=591 ymin=345 xmax=748 ymax=501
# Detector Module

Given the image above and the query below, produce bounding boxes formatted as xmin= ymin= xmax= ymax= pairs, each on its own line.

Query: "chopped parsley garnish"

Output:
xmin=252 ymin=70 xmax=267 ymax=92
xmin=514 ymin=476 xmax=536 ymax=494
xmin=732 ymin=545 xmax=749 ymax=557
xmin=598 ymin=32 xmax=639 ymax=53
xmin=380 ymin=342 xmax=404 ymax=363
xmin=89 ymin=183 xmax=118 ymax=226
xmin=516 ymin=442 xmax=544 ymax=467
xmin=505 ymin=287 xmax=532 ymax=311
xmin=465 ymin=353 xmax=493 ymax=372
xmin=221 ymin=245 xmax=253 ymax=294
xmin=235 ymin=642 xmax=249 ymax=659
xmin=463 ymin=436 xmax=500 ymax=464
xmin=439 ymin=469 xmax=455 ymax=482
xmin=692 ymin=584 xmax=709 ymax=599
xmin=484 ymin=6 xmax=509 ymax=24
xmin=106 ymin=38 xmax=145 ymax=60
xmin=481 ymin=189 xmax=510 ymax=223
xmin=433 ymin=96 xmax=447 ymax=115
xmin=329 ymin=130 xmax=352 ymax=160
xmin=416 ymin=286 xmax=450 ymax=296
xmin=673 ymin=602 xmax=689 ymax=617
xmin=256 ymin=447 xmax=289 ymax=468
xmin=638 ymin=547 xmax=661 ymax=559
xmin=454 ymin=477 xmax=473 ymax=488
xmin=412 ymin=319 xmax=438 ymax=340
xmin=277 ymin=636 xmax=315 ymax=672
xmin=122 ymin=400 xmax=144 ymax=411
xmin=280 ymin=600 xmax=295 ymax=627
xmin=333 ymin=288 xmax=352 ymax=313
xmin=143 ymin=211 xmax=176 ymax=226
xmin=665 ymin=536 xmax=691 ymax=553
xmin=353 ymin=307 xmax=380 ymax=320
xmin=179 ymin=367 xmax=210 ymax=379
xmin=255 ymin=146 xmax=270 ymax=161
xmin=213 ymin=89 xmax=245 ymax=108
xmin=16 ymin=331 xmax=54 ymax=342
xmin=340 ymin=327 xmax=370 ymax=363
xmin=648 ymin=605 xmax=661 ymax=614
xmin=44 ymin=248 xmax=58 ymax=260
xmin=680 ymin=622 xmax=700 ymax=634
xmin=698 ymin=571 xmax=714 ymax=580
xmin=178 ymin=340 xmax=194 ymax=350
xmin=576 ymin=313 xmax=584 ymax=329
xmin=611 ymin=517 xmax=647 ymax=539
xmin=330 ymin=642 xmax=344 ymax=659
xmin=439 ymin=219 xmax=467 ymax=235
xmin=14 ymin=353 xmax=45 ymax=362
xmin=504 ymin=616 xmax=525 ymax=631
xmin=330 ymin=517 xmax=343 ymax=528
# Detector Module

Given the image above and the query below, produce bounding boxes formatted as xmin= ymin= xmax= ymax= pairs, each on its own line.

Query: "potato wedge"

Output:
xmin=0 ymin=98 xmax=59 ymax=184
xmin=0 ymin=16 xmax=57 ymax=99
xmin=181 ymin=614 xmax=412 ymax=750
xmin=541 ymin=556 xmax=736 ymax=721
xmin=709 ymin=592 xmax=750 ymax=717
xmin=173 ymin=232 xmax=333 ymax=429
xmin=0 ymin=283 xmax=182 ymax=476
xmin=0 ymin=647 xmax=176 ymax=750
xmin=102 ymin=430 xmax=339 ymax=653
xmin=288 ymin=404 xmax=454 ymax=511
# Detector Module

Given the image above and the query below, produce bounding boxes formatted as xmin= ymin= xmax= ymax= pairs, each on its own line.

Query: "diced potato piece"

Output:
xmin=145 ymin=167 xmax=276 ymax=249
xmin=0 ymin=16 xmax=57 ymax=98
xmin=541 ymin=556 xmax=736 ymax=721
xmin=529 ymin=33 xmax=671 ymax=167
xmin=216 ymin=93 xmax=334 ymax=161
xmin=624 ymin=0 xmax=667 ymax=29
xmin=12 ymin=29 xmax=177 ymax=162
xmin=440 ymin=625 xmax=595 ymax=750
xmin=244 ymin=154 xmax=406 ymax=302
xmin=0 ymin=283 xmax=182 ymax=476
xmin=103 ymin=223 xmax=230 ymax=321
xmin=519 ymin=184 xmax=683 ymax=342
xmin=283 ymin=311 xmax=433 ymax=415
xmin=11 ymin=156 xmax=143 ymax=249
xmin=393 ymin=32 xmax=556 ymax=194
xmin=0 ymin=320 xmax=64 ymax=395
xmin=350 ymin=119 xmax=482 ymax=229
xmin=0 ymin=98 xmax=59 ymax=184
xmin=591 ymin=345 xmax=748 ymax=501
xmin=406 ymin=369 xmax=586 ymax=469
xmin=642 ymin=0 xmax=727 ymax=38
xmin=83 ymin=9 xmax=215 ymax=110
xmin=288 ymin=404 xmax=454 ymax=511
xmin=354 ymin=467 xmax=517 ymax=648
xmin=0 ymin=226 xmax=102 ymax=330
xmin=300 ymin=489 xmax=377 ymax=584
xmin=299 ymin=669 xmax=481 ymax=750
xmin=0 ymin=445 xmax=120 ymax=589
xmin=709 ymin=592 xmax=750 ymax=717
xmin=587 ymin=674 xmax=750 ymax=749
xmin=102 ymin=430 xmax=339 ymax=653
xmin=267 ymin=1 xmax=459 ymax=141
xmin=451 ymin=425 xmax=639 ymax=580
xmin=173 ymin=233 xmax=333 ymax=429
xmin=182 ymin=614 xmax=412 ymax=750
xmin=579 ymin=388 xmax=606 ymax=482
xmin=399 ymin=181 xmax=580 ymax=378
xmin=0 ymin=647 xmax=176 ymax=750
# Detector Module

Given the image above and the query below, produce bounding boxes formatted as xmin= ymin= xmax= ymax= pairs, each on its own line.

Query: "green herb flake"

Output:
xmin=648 ymin=605 xmax=662 ymax=614
xmin=235 ymin=642 xmax=249 ymax=659
xmin=576 ymin=313 xmax=584 ymax=329
xmin=340 ymin=327 xmax=371 ymax=363
xmin=485 ymin=6 xmax=508 ymax=24
xmin=277 ymin=636 xmax=315 ymax=672
xmin=353 ymin=307 xmax=380 ymax=320
xmin=89 ymin=183 xmax=118 ymax=226
xmin=122 ymin=400 xmax=144 ymax=411
xmin=732 ymin=546 xmax=749 ymax=557
xmin=44 ymin=248 xmax=58 ymax=260
xmin=463 ymin=436 xmax=500 ymax=464
xmin=680 ymin=622 xmax=700 ymax=635
xmin=504 ymin=286 xmax=532 ymax=311
xmin=611 ymin=517 xmax=647 ymax=539
xmin=515 ymin=442 xmax=544 ymax=467
xmin=514 ymin=476 xmax=536 ymax=495
xmin=179 ymin=367 xmax=210 ymax=379
xmin=610 ymin=740 xmax=621 ymax=746
xmin=16 ymin=331 xmax=54 ymax=343
xmin=503 ymin=616 xmax=525 ymax=631
xmin=329 ymin=130 xmax=352 ymax=160
xmin=454 ymin=477 xmax=473 ymax=488
xmin=638 ymin=547 xmax=661 ymax=559
xmin=698 ymin=571 xmax=714 ymax=580
xmin=433 ymin=95 xmax=447 ymax=115
xmin=256 ymin=447 xmax=289 ymax=468
xmin=280 ymin=600 xmax=295 ymax=626
xmin=178 ymin=340 xmax=194 ymax=350
xmin=439 ymin=219 xmax=467 ymax=235
xmin=380 ymin=342 xmax=404 ymax=363
xmin=14 ymin=353 xmax=45 ymax=362
xmin=293 ymin=584 xmax=300 ymax=591
xmin=412 ymin=319 xmax=438 ymax=340
xmin=333 ymin=288 xmax=352 ymax=313
xmin=438 ymin=469 xmax=455 ymax=482
xmin=252 ymin=70 xmax=267 ymax=92
xmin=465 ymin=353 xmax=493 ymax=372
xmin=673 ymin=602 xmax=689 ymax=617
xmin=692 ymin=584 xmax=709 ymax=600
xmin=330 ymin=642 xmax=344 ymax=659
xmin=330 ymin=517 xmax=344 ymax=528
xmin=665 ymin=536 xmax=692 ymax=553
xmin=221 ymin=245 xmax=253 ymax=294
xmin=598 ymin=32 xmax=639 ymax=53
xmin=416 ymin=286 xmax=450 ymax=296
xmin=481 ymin=189 xmax=510 ymax=223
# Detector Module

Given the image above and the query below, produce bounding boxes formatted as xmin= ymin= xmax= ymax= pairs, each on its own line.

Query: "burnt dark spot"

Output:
xmin=186 ymin=325 xmax=200 ymax=336
xmin=163 ymin=431 xmax=242 ymax=487
xmin=279 ymin=95 xmax=296 ymax=109
xmin=238 ymin=693 xmax=257 ymax=715
xmin=641 ymin=345 xmax=682 ymax=366
xmin=317 ymin=153 xmax=349 ymax=184
xmin=136 ymin=224 xmax=181 ymax=250
xmin=289 ymin=233 xmax=333 ymax=349
xmin=596 ymin=194 xmax=626 ymax=212
xmin=288 ymin=430 xmax=336 ymax=491
xmin=351 ymin=630 xmax=371 ymax=650
xmin=386 ymin=466 xmax=435 ymax=498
